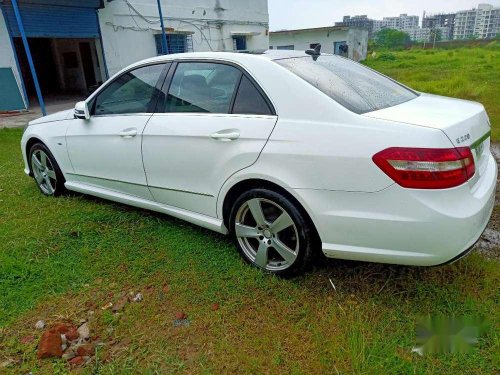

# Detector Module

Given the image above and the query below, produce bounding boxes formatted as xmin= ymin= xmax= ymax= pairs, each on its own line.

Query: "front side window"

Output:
xmin=275 ymin=56 xmax=418 ymax=114
xmin=93 ymin=64 xmax=165 ymax=115
xmin=164 ymin=62 xmax=241 ymax=113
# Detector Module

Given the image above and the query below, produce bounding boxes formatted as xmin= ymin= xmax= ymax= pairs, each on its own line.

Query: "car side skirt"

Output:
xmin=64 ymin=182 xmax=228 ymax=235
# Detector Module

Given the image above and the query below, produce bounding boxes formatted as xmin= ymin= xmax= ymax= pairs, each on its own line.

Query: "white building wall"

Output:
xmin=99 ymin=0 xmax=270 ymax=76
xmin=270 ymin=29 xmax=345 ymax=55
xmin=269 ymin=27 xmax=368 ymax=61
xmin=0 ymin=9 xmax=26 ymax=108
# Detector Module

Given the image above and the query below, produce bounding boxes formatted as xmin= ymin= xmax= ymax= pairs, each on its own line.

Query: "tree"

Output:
xmin=373 ymin=28 xmax=411 ymax=50
xmin=430 ymin=29 xmax=442 ymax=43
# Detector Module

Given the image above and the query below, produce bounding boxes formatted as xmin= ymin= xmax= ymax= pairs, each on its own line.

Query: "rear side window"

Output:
xmin=164 ymin=62 xmax=241 ymax=113
xmin=232 ymin=76 xmax=273 ymax=115
xmin=275 ymin=56 xmax=418 ymax=114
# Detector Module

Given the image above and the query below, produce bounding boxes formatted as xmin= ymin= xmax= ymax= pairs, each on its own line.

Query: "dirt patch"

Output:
xmin=475 ymin=143 xmax=500 ymax=259
xmin=490 ymin=143 xmax=500 ymax=161
xmin=477 ymin=228 xmax=500 ymax=259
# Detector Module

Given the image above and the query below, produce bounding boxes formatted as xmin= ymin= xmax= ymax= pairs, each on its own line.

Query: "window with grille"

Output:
xmin=155 ymin=34 xmax=193 ymax=55
xmin=232 ymin=36 xmax=247 ymax=51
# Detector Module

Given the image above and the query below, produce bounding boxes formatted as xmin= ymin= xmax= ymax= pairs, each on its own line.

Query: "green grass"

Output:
xmin=0 ymin=128 xmax=498 ymax=374
xmin=364 ymin=41 xmax=500 ymax=141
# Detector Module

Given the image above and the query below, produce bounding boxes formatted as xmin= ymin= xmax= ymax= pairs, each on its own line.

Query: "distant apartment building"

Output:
xmin=335 ymin=15 xmax=374 ymax=37
xmin=371 ymin=20 xmax=384 ymax=35
xmin=405 ymin=28 xmax=428 ymax=42
xmin=380 ymin=14 xmax=419 ymax=31
xmin=337 ymin=13 xmax=419 ymax=39
xmin=338 ymin=13 xmax=421 ymax=40
xmin=372 ymin=14 xmax=419 ymax=34
xmin=371 ymin=14 xmax=425 ymax=42
xmin=406 ymin=26 xmax=449 ymax=42
xmin=337 ymin=4 xmax=499 ymax=43
xmin=453 ymin=3 xmax=500 ymax=39
xmin=422 ymin=12 xmax=456 ymax=40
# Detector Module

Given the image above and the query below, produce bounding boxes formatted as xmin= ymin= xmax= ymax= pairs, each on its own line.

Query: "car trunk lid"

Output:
xmin=364 ymin=93 xmax=491 ymax=179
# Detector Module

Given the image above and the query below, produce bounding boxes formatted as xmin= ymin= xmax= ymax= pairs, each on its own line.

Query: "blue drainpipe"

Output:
xmin=96 ymin=9 xmax=109 ymax=80
xmin=156 ymin=0 xmax=168 ymax=54
xmin=11 ymin=0 xmax=46 ymax=116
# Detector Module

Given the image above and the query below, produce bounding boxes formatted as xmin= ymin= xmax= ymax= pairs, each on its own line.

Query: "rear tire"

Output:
xmin=229 ymin=188 xmax=315 ymax=277
xmin=29 ymin=142 xmax=66 ymax=196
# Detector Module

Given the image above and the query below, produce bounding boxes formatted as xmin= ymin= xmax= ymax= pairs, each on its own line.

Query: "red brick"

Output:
xmin=51 ymin=323 xmax=70 ymax=334
xmin=65 ymin=327 xmax=79 ymax=341
xmin=76 ymin=343 xmax=95 ymax=357
xmin=37 ymin=331 xmax=63 ymax=359
xmin=175 ymin=312 xmax=187 ymax=320
xmin=69 ymin=356 xmax=84 ymax=366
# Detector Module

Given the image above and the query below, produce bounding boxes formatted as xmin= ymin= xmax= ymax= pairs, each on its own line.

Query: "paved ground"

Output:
xmin=0 ymin=97 xmax=83 ymax=129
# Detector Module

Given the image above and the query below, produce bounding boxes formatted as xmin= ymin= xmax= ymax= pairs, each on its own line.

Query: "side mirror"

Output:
xmin=74 ymin=101 xmax=90 ymax=120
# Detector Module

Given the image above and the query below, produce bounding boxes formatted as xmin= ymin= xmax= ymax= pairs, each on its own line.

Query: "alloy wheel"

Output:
xmin=31 ymin=149 xmax=57 ymax=195
xmin=235 ymin=198 xmax=299 ymax=271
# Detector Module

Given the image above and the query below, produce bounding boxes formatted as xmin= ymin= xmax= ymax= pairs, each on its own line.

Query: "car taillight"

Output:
xmin=373 ymin=147 xmax=475 ymax=189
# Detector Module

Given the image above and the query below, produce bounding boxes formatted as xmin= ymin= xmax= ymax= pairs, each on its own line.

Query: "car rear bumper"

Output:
xmin=295 ymin=153 xmax=497 ymax=266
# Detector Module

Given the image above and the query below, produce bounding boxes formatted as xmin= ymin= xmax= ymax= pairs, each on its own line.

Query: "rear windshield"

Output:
xmin=275 ymin=55 xmax=418 ymax=114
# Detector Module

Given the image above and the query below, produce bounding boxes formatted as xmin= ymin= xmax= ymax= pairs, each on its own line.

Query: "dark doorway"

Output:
xmin=79 ymin=42 xmax=97 ymax=89
xmin=13 ymin=38 xmax=59 ymax=98
xmin=13 ymin=37 xmax=102 ymax=105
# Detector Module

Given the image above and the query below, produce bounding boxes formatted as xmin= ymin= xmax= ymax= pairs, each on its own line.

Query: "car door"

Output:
xmin=66 ymin=63 xmax=168 ymax=199
xmin=143 ymin=61 xmax=278 ymax=217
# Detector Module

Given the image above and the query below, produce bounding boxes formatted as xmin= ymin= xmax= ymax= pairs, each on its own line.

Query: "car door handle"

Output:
xmin=210 ymin=130 xmax=240 ymax=141
xmin=119 ymin=128 xmax=138 ymax=138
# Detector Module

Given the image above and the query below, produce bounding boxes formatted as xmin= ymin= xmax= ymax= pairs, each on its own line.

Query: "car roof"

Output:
xmin=133 ymin=50 xmax=317 ymax=68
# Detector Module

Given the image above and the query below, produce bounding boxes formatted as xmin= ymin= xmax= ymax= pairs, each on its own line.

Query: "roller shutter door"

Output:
xmin=1 ymin=2 xmax=100 ymax=38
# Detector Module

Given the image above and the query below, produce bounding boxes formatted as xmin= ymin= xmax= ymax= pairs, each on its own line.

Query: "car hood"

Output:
xmin=363 ymin=93 xmax=490 ymax=148
xmin=29 ymin=109 xmax=74 ymax=126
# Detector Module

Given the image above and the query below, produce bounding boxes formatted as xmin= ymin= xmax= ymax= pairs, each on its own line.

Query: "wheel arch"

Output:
xmin=221 ymin=178 xmax=321 ymax=246
xmin=25 ymin=136 xmax=45 ymax=175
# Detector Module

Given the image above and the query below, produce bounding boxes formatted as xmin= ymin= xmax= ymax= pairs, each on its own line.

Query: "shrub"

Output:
xmin=373 ymin=29 xmax=411 ymax=50
xmin=378 ymin=52 xmax=396 ymax=61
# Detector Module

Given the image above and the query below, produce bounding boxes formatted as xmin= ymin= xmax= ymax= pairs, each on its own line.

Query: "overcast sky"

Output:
xmin=268 ymin=0 xmax=500 ymax=30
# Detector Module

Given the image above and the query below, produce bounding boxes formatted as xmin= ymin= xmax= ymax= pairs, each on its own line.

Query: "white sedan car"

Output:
xmin=21 ymin=50 xmax=496 ymax=276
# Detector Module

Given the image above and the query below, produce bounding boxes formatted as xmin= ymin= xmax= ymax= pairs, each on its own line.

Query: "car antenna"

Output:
xmin=305 ymin=44 xmax=321 ymax=61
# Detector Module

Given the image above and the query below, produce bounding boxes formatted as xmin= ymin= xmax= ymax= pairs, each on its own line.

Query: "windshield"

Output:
xmin=275 ymin=55 xmax=418 ymax=114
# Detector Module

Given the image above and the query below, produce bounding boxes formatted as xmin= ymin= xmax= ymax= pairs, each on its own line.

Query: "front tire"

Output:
xmin=29 ymin=142 xmax=66 ymax=196
xmin=229 ymin=188 xmax=315 ymax=277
